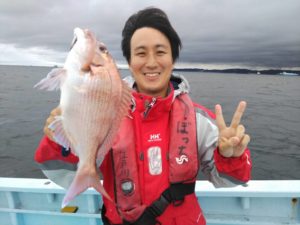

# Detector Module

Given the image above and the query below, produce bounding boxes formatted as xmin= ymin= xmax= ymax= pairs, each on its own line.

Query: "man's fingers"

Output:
xmin=43 ymin=125 xmax=55 ymax=141
xmin=50 ymin=107 xmax=61 ymax=116
xmin=219 ymin=136 xmax=239 ymax=157
xmin=46 ymin=117 xmax=53 ymax=126
xmin=241 ymin=134 xmax=250 ymax=148
xmin=236 ymin=125 xmax=245 ymax=139
xmin=230 ymin=101 xmax=247 ymax=128
xmin=46 ymin=110 xmax=60 ymax=126
xmin=215 ymin=104 xmax=226 ymax=130
xmin=229 ymin=136 xmax=240 ymax=147
xmin=218 ymin=137 xmax=233 ymax=157
xmin=44 ymin=107 xmax=61 ymax=141
xmin=232 ymin=134 xmax=251 ymax=157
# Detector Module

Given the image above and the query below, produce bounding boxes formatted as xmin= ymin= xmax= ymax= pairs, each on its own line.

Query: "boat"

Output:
xmin=0 ymin=177 xmax=299 ymax=225
xmin=279 ymin=72 xmax=299 ymax=76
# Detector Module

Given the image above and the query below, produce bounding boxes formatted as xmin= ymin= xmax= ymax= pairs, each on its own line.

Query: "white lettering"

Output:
xmin=148 ymin=133 xmax=161 ymax=142
xmin=150 ymin=134 xmax=160 ymax=140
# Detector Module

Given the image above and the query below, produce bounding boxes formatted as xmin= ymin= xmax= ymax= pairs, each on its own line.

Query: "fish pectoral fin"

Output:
xmin=49 ymin=116 xmax=72 ymax=150
xmin=34 ymin=68 xmax=67 ymax=91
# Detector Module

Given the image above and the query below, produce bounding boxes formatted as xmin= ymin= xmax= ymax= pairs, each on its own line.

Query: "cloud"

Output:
xmin=0 ymin=43 xmax=66 ymax=66
xmin=0 ymin=0 xmax=300 ymax=69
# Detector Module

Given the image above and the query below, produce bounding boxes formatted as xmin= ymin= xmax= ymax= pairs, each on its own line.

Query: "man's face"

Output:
xmin=129 ymin=27 xmax=174 ymax=98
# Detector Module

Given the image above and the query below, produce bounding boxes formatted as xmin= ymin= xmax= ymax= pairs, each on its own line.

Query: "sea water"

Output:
xmin=0 ymin=65 xmax=299 ymax=179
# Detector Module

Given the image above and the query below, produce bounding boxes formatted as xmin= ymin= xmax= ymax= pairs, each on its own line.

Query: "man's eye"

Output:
xmin=157 ymin=51 xmax=166 ymax=55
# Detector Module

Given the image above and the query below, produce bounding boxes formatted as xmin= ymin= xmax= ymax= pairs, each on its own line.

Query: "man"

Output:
xmin=35 ymin=7 xmax=251 ymax=225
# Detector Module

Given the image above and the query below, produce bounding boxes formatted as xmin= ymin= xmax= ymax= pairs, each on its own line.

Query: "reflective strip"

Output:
xmin=38 ymin=160 xmax=77 ymax=189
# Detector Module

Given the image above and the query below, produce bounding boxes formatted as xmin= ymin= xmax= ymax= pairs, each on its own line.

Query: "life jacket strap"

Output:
xmin=122 ymin=182 xmax=195 ymax=225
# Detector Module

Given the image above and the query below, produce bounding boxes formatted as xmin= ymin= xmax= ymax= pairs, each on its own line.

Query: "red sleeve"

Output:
xmin=34 ymin=136 xmax=79 ymax=164
xmin=214 ymin=148 xmax=252 ymax=183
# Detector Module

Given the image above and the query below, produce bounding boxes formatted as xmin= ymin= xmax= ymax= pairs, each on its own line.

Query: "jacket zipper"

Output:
xmin=143 ymin=97 xmax=156 ymax=118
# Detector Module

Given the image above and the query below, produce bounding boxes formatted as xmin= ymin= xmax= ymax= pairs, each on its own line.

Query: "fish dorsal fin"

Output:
xmin=48 ymin=116 xmax=73 ymax=150
xmin=96 ymin=80 xmax=132 ymax=159
xmin=34 ymin=68 xmax=67 ymax=91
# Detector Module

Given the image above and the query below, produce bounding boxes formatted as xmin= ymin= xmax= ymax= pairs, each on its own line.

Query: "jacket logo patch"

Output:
xmin=148 ymin=133 xmax=161 ymax=142
xmin=175 ymin=154 xmax=189 ymax=165
xmin=147 ymin=146 xmax=162 ymax=175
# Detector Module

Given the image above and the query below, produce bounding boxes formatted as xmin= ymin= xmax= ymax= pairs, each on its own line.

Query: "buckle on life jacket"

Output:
xmin=61 ymin=147 xmax=70 ymax=157
xmin=148 ymin=194 xmax=170 ymax=217
xmin=123 ymin=182 xmax=195 ymax=225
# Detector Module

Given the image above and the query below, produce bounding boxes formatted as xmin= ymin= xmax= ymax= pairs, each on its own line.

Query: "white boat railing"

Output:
xmin=0 ymin=178 xmax=299 ymax=225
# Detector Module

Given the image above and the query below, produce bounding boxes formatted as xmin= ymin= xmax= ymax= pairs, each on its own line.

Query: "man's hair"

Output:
xmin=121 ymin=7 xmax=182 ymax=63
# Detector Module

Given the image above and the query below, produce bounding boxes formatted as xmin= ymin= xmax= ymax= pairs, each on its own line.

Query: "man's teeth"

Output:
xmin=144 ymin=73 xmax=160 ymax=77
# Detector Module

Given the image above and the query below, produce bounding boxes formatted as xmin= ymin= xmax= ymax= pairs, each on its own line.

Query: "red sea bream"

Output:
xmin=34 ymin=27 xmax=131 ymax=207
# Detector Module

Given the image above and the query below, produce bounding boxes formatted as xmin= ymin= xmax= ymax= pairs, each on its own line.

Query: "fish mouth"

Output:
xmin=70 ymin=28 xmax=111 ymax=72
xmin=70 ymin=36 xmax=77 ymax=50
xmin=71 ymin=27 xmax=86 ymax=49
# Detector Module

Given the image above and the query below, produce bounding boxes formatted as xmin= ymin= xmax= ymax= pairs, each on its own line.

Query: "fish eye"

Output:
xmin=99 ymin=45 xmax=108 ymax=53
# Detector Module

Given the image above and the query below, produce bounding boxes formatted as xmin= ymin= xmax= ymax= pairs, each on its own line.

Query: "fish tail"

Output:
xmin=61 ymin=166 xmax=112 ymax=208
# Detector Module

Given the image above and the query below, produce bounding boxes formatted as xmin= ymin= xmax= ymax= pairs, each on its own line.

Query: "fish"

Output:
xmin=34 ymin=27 xmax=132 ymax=208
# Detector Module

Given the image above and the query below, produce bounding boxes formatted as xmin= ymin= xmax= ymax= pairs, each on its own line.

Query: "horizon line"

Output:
xmin=0 ymin=63 xmax=299 ymax=72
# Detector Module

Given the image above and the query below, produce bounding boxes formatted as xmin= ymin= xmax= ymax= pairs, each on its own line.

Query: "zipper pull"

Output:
xmin=143 ymin=97 xmax=156 ymax=118
xmin=139 ymin=152 xmax=144 ymax=161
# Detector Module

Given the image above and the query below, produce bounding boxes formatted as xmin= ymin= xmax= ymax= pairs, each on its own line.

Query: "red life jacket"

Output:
xmin=111 ymin=93 xmax=199 ymax=222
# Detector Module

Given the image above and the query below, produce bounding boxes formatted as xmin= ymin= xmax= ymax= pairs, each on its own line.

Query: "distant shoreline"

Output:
xmin=173 ymin=68 xmax=300 ymax=76
xmin=0 ymin=64 xmax=299 ymax=76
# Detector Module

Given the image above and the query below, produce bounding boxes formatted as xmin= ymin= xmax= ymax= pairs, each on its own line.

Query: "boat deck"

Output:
xmin=0 ymin=178 xmax=299 ymax=225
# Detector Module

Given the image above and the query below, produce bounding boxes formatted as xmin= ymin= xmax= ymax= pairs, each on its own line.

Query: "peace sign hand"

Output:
xmin=215 ymin=101 xmax=251 ymax=158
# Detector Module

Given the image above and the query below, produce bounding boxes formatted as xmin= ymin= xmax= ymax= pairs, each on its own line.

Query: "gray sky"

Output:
xmin=1 ymin=0 xmax=299 ymax=70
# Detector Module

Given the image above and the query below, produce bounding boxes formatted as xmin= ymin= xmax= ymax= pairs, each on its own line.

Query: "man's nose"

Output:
xmin=145 ymin=53 xmax=158 ymax=68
